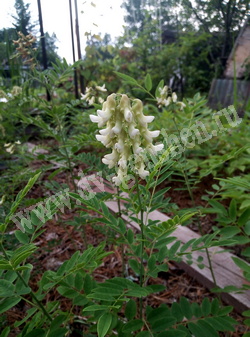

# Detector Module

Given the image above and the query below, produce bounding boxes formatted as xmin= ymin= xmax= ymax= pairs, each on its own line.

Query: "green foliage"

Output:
xmin=0 ymin=50 xmax=249 ymax=336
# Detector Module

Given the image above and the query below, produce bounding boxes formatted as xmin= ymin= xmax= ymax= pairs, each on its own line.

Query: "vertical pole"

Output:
xmin=74 ymin=0 xmax=85 ymax=94
xmin=69 ymin=0 xmax=79 ymax=99
xmin=37 ymin=0 xmax=51 ymax=101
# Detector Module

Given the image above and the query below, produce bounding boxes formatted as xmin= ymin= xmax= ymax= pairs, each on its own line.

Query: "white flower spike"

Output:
xmin=90 ymin=94 xmax=164 ymax=186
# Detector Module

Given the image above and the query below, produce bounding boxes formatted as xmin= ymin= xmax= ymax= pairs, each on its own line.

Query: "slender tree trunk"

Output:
xmin=37 ymin=0 xmax=51 ymax=101
xmin=74 ymin=0 xmax=85 ymax=94
xmin=69 ymin=0 xmax=79 ymax=99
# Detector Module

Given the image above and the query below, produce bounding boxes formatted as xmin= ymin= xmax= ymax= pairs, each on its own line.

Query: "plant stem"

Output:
xmin=56 ymin=116 xmax=77 ymax=193
xmin=136 ymin=177 xmax=145 ymax=320
xmin=117 ymin=187 xmax=125 ymax=277
xmin=0 ymin=243 xmax=52 ymax=322
xmin=17 ymin=270 xmax=53 ymax=322
xmin=172 ymin=117 xmax=217 ymax=287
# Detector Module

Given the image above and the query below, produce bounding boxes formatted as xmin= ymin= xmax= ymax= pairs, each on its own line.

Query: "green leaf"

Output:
xmin=229 ymin=199 xmax=237 ymax=221
xmin=97 ymin=312 xmax=113 ymax=337
xmin=6 ymin=172 xmax=41 ymax=225
xmin=238 ymin=208 xmax=250 ymax=227
xmin=208 ymin=200 xmax=227 ymax=215
xmin=244 ymin=221 xmax=250 ymax=235
xmin=129 ymin=259 xmax=140 ymax=274
xmin=244 ymin=319 xmax=250 ymax=327
xmin=136 ymin=332 xmax=151 ymax=337
xmin=242 ymin=247 xmax=250 ymax=257
xmin=47 ymin=328 xmax=68 ymax=337
xmin=144 ymin=74 xmax=152 ymax=91
xmin=232 ymin=257 xmax=250 ymax=274
xmin=127 ymin=228 xmax=134 ymax=244
xmin=125 ymin=299 xmax=137 ymax=320
xmin=82 ymin=305 xmax=109 ymax=312
xmin=180 ymin=297 xmax=192 ymax=320
xmin=15 ymin=230 xmax=29 ymax=244
xmin=0 ymin=297 xmax=21 ymax=314
xmin=74 ymin=272 xmax=84 ymax=291
xmin=114 ymin=71 xmax=138 ymax=85
xmin=217 ymin=306 xmax=234 ymax=316
xmin=23 ymin=329 xmax=46 ymax=337
xmin=211 ymin=298 xmax=219 ymax=315
xmin=0 ymin=258 xmax=12 ymax=270
xmin=206 ymin=317 xmax=229 ymax=331
xmin=57 ymin=286 xmax=79 ymax=299
xmin=201 ymin=297 xmax=211 ymax=316
xmin=10 ymin=244 xmax=37 ymax=268
xmin=123 ymin=319 xmax=143 ymax=333
xmin=191 ymin=302 xmax=202 ymax=318
xmin=87 ymin=292 xmax=116 ymax=302
xmin=157 ymin=330 xmax=186 ymax=337
xmin=197 ymin=320 xmax=219 ymax=337
xmin=151 ymin=316 xmax=176 ymax=331
xmin=14 ymin=307 xmax=37 ymax=327
xmin=0 ymin=280 xmax=15 ymax=297
xmin=171 ymin=302 xmax=184 ymax=322
xmin=188 ymin=322 xmax=206 ymax=337
xmin=219 ymin=226 xmax=240 ymax=238
xmin=0 ymin=327 xmax=10 ymax=337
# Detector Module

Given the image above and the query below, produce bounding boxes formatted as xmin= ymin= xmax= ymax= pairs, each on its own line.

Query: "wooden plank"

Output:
xmin=77 ymin=175 xmax=250 ymax=312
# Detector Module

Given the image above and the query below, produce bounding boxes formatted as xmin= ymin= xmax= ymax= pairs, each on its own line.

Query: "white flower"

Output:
xmin=81 ymin=93 xmax=87 ymax=100
xmin=99 ymin=126 xmax=113 ymax=136
xmin=137 ymin=115 xmax=155 ymax=127
xmin=112 ymin=175 xmax=122 ymax=186
xmin=144 ymin=130 xmax=160 ymax=143
xmin=112 ymin=170 xmax=126 ymax=186
xmin=0 ymin=97 xmax=8 ymax=103
xmin=89 ymin=114 xmax=105 ymax=127
xmin=177 ymin=101 xmax=186 ymax=110
xmin=172 ymin=92 xmax=177 ymax=103
xmin=98 ymin=97 xmax=104 ymax=104
xmin=0 ymin=195 xmax=5 ymax=205
xmin=96 ymin=134 xmax=112 ymax=147
xmin=96 ymin=84 xmax=107 ymax=92
xmin=5 ymin=144 xmax=15 ymax=154
xmin=102 ymin=150 xmax=118 ymax=168
xmin=137 ymin=163 xmax=149 ymax=179
xmin=163 ymin=97 xmax=171 ymax=107
xmin=112 ymin=120 xmax=122 ymax=134
xmin=149 ymin=143 xmax=164 ymax=154
xmin=90 ymin=93 xmax=165 ymax=185
xmin=133 ymin=143 xmax=143 ymax=154
xmin=114 ymin=139 xmax=124 ymax=153
xmin=118 ymin=156 xmax=127 ymax=169
xmin=128 ymin=124 xmax=139 ymax=139
xmin=88 ymin=96 xmax=95 ymax=105
xmin=97 ymin=109 xmax=112 ymax=122
xmin=159 ymin=86 xmax=168 ymax=96
xmin=124 ymin=108 xmax=133 ymax=122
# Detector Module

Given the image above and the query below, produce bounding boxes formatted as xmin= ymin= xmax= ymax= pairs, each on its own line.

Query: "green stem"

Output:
xmin=0 ymin=243 xmax=52 ymax=322
xmin=136 ymin=177 xmax=145 ymax=320
xmin=117 ymin=187 xmax=125 ymax=277
xmin=57 ymin=116 xmax=77 ymax=193
xmin=172 ymin=117 xmax=217 ymax=287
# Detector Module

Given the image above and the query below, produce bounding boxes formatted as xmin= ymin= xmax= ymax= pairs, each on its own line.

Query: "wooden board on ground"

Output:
xmin=77 ymin=175 xmax=250 ymax=312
